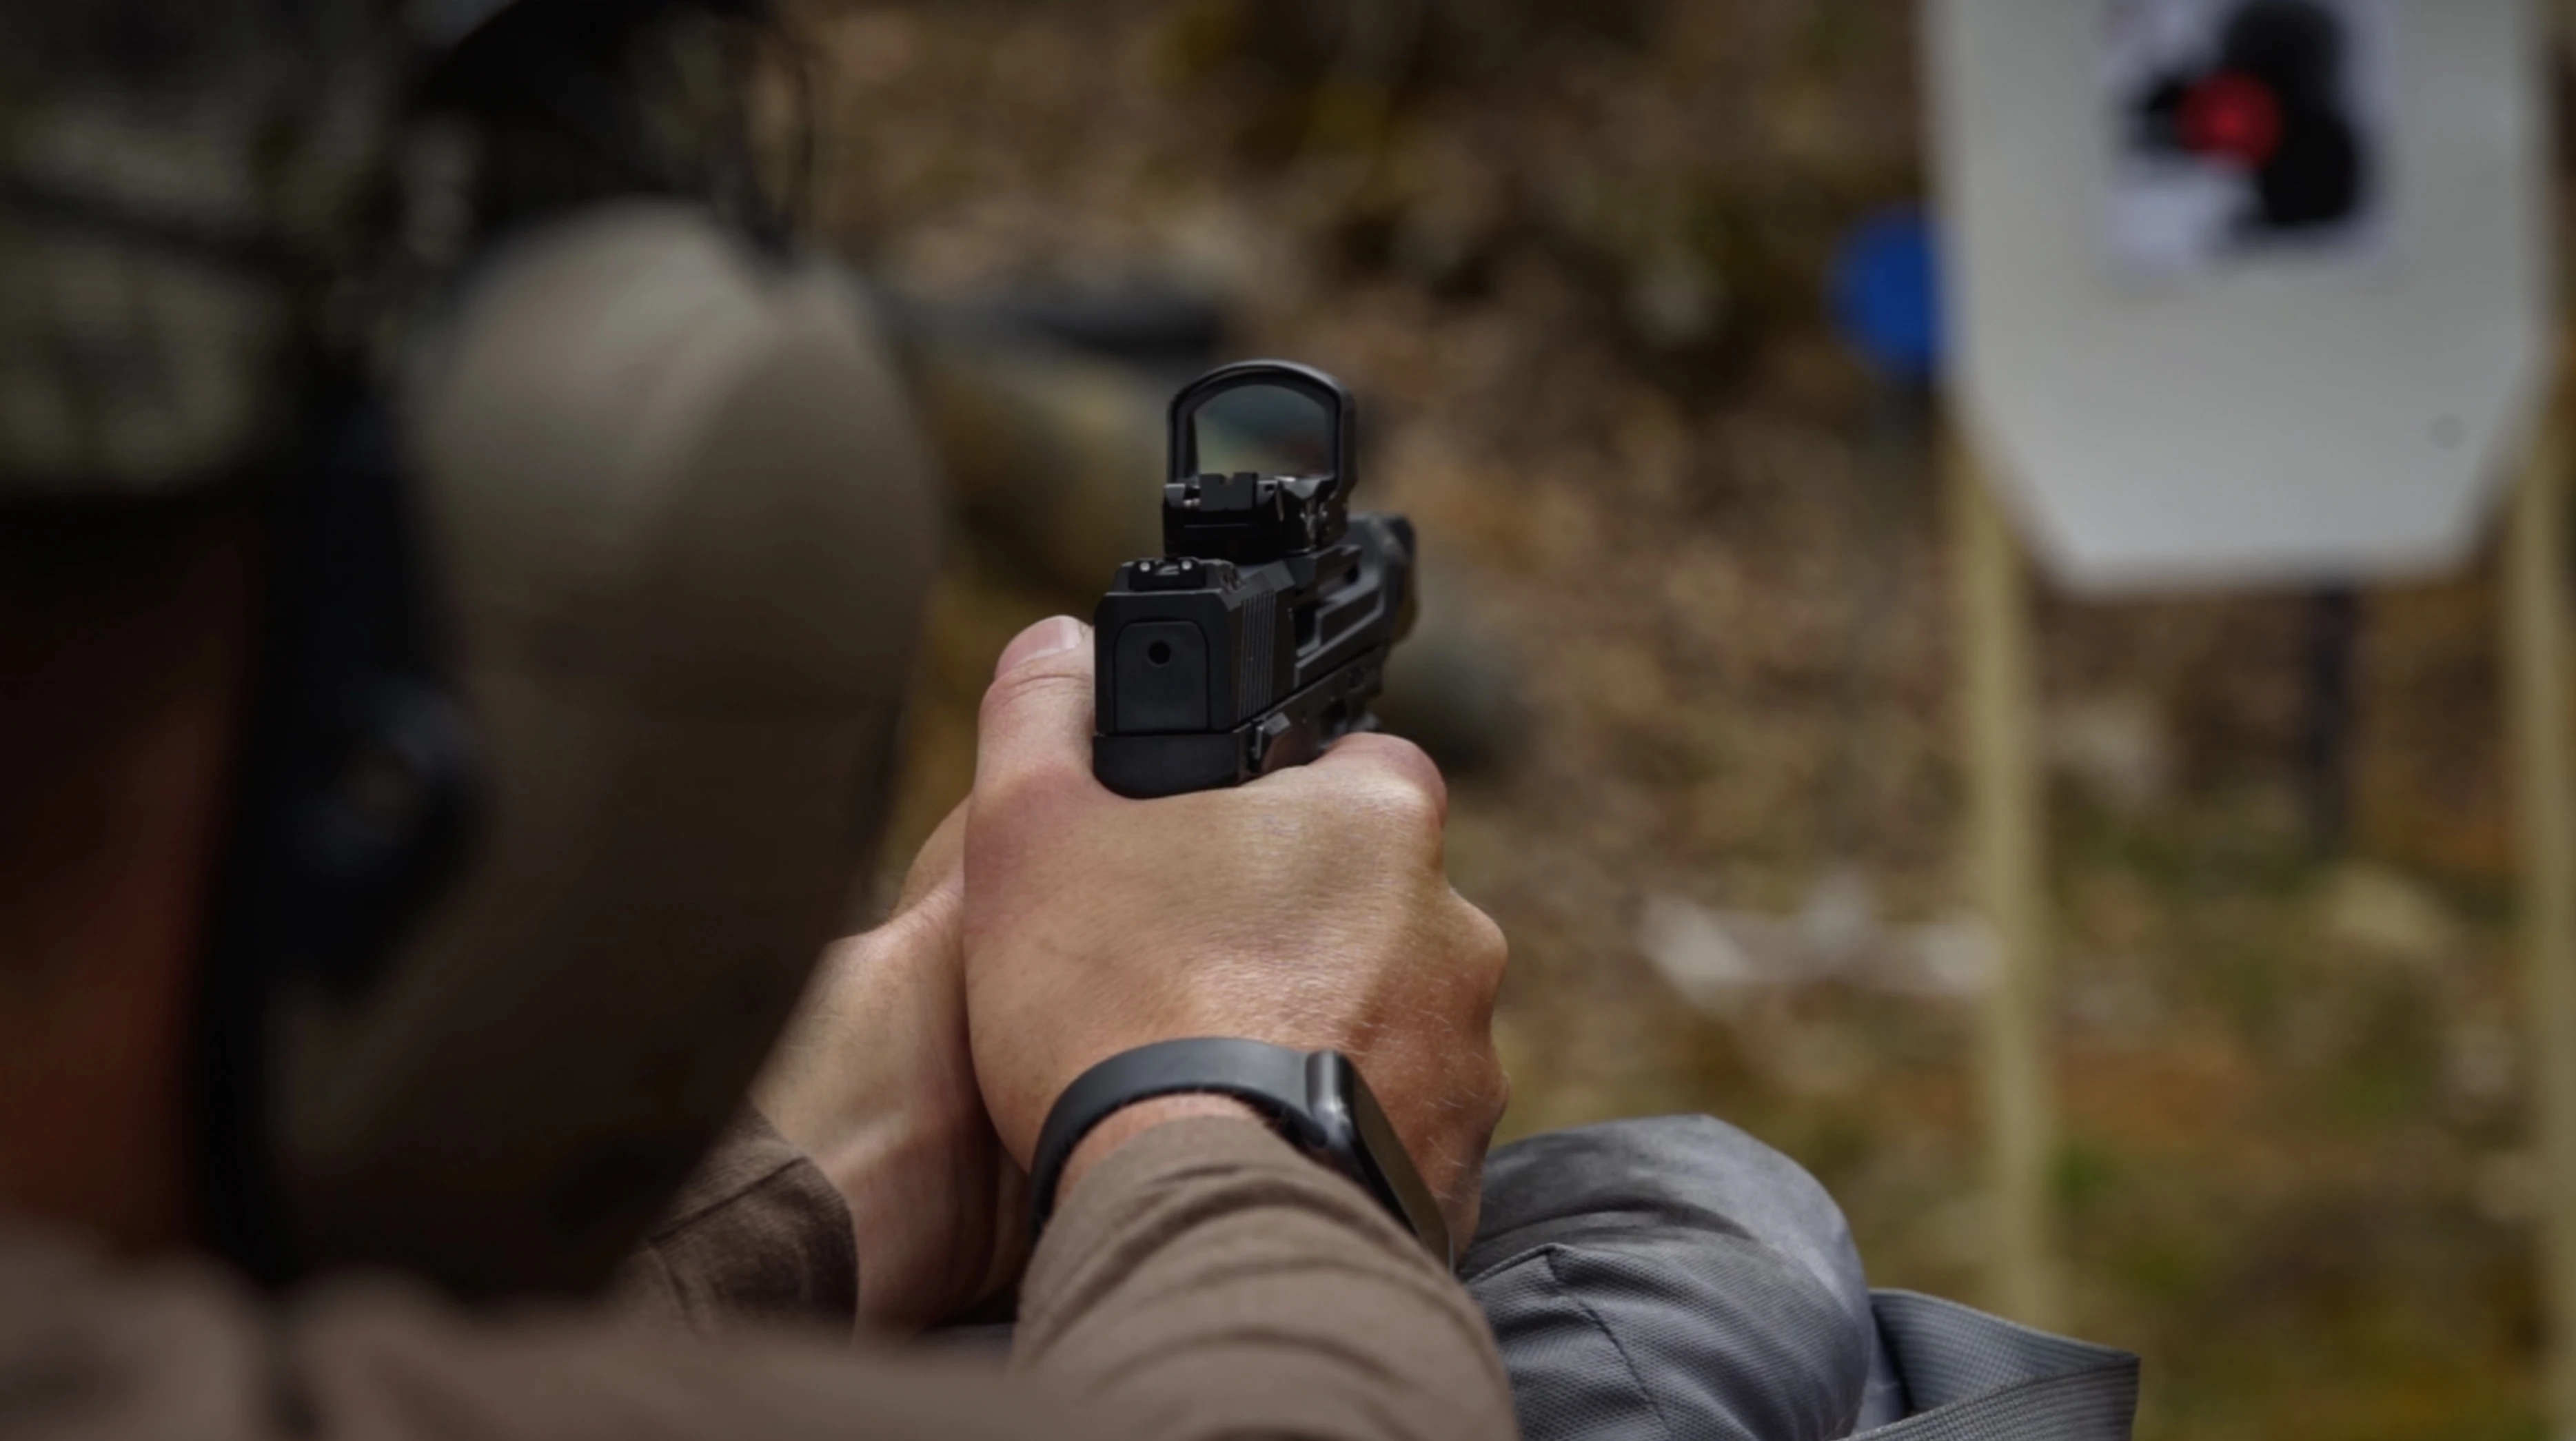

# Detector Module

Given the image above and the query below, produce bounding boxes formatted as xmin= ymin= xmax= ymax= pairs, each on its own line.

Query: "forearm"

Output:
xmin=1015 ymin=1116 xmax=1514 ymax=1441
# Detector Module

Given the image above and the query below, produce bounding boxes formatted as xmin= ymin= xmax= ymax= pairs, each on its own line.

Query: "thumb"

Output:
xmin=974 ymin=616 xmax=1097 ymax=799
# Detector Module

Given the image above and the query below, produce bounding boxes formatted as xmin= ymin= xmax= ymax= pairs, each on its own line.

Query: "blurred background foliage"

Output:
xmin=792 ymin=2 xmax=2549 ymax=1435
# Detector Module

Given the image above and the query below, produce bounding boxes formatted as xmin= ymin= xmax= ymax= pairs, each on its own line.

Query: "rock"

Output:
xmin=1635 ymin=877 xmax=1991 ymax=1012
xmin=2314 ymin=861 xmax=2463 ymax=969
xmin=2047 ymin=693 xmax=2173 ymax=813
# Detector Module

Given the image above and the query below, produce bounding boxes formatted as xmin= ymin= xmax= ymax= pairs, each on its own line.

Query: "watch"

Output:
xmin=1028 ymin=1037 xmax=1452 ymax=1268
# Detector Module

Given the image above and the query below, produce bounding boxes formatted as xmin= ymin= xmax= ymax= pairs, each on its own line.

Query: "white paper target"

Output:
xmin=1926 ymin=0 xmax=2552 ymax=591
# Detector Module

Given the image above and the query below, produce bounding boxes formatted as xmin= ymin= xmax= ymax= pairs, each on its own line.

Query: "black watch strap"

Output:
xmin=1028 ymin=1037 xmax=1452 ymax=1267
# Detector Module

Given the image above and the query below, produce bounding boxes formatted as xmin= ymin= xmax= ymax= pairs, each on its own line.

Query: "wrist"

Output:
xmin=1025 ymin=1039 xmax=1454 ymax=1265
xmin=1056 ymin=1093 xmax=1264 ymax=1204
xmin=753 ymin=915 xmax=998 ymax=1329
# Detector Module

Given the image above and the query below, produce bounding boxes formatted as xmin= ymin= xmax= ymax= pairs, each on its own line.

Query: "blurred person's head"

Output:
xmin=0 ymin=0 xmax=937 ymax=1296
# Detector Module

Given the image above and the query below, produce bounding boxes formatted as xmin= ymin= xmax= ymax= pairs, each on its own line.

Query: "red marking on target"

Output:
xmin=2179 ymin=70 xmax=2282 ymax=167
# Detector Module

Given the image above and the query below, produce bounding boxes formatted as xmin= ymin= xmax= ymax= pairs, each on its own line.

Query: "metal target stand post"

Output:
xmin=1946 ymin=431 xmax=2058 ymax=1329
xmin=2507 ymin=404 xmax=2576 ymax=1438
xmin=1827 ymin=206 xmax=2062 ymax=1327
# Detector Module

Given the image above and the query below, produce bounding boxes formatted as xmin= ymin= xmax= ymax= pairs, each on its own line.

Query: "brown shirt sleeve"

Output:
xmin=606 ymin=1112 xmax=858 ymax=1340
xmin=1017 ymin=1116 xmax=1517 ymax=1441
xmin=1 ymin=1116 xmax=1513 ymax=1441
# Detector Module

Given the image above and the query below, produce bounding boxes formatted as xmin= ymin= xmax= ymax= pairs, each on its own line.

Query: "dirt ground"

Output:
xmin=802 ymin=4 xmax=2546 ymax=1435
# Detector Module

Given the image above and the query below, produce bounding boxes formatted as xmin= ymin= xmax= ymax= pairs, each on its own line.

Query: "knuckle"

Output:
xmin=1324 ymin=733 xmax=1446 ymax=807
xmin=1453 ymin=897 xmax=1509 ymax=976
xmin=1329 ymin=764 xmax=1443 ymax=838
xmin=1380 ymin=778 xmax=1446 ymax=835
xmin=973 ymin=755 xmax=1079 ymax=824
xmin=1356 ymin=729 xmax=1435 ymax=774
xmin=977 ymin=660 xmax=1086 ymax=732
xmin=1370 ymin=735 xmax=1448 ymax=806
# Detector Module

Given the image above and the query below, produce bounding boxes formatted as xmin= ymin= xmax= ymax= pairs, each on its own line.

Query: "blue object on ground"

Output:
xmin=1829 ymin=207 xmax=1943 ymax=382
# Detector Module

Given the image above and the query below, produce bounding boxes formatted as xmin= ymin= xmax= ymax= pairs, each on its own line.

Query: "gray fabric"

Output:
xmin=1463 ymin=1115 xmax=1904 ymax=1440
xmin=1463 ymin=1116 xmax=2133 ymax=1441
xmin=936 ymin=1114 xmax=2137 ymax=1440
xmin=1851 ymin=1291 xmax=2139 ymax=1441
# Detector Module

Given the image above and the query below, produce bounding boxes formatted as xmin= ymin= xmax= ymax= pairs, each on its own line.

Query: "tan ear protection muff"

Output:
xmin=247 ymin=203 xmax=935 ymax=1294
xmin=0 ymin=0 xmax=962 ymax=1294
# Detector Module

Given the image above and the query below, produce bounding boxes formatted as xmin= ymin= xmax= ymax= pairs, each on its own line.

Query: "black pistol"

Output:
xmin=1092 ymin=361 xmax=1416 ymax=799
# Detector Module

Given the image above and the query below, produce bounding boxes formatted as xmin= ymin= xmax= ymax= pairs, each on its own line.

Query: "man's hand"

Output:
xmin=963 ymin=615 xmax=1510 ymax=1241
xmin=752 ymin=801 xmax=1028 ymax=1331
